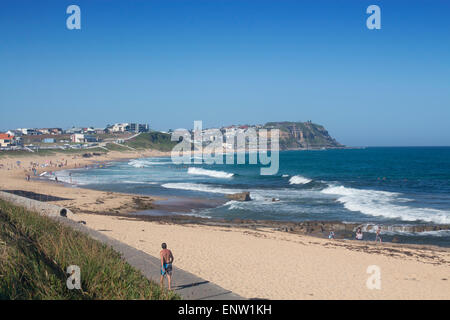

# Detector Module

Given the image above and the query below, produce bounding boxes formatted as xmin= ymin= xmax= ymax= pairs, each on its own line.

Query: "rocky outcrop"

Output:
xmin=264 ymin=121 xmax=344 ymax=150
xmin=226 ymin=192 xmax=252 ymax=201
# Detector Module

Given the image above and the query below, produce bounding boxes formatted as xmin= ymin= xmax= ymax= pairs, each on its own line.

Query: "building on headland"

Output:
xmin=93 ymin=128 xmax=106 ymax=134
xmin=129 ymin=123 xmax=149 ymax=133
xmin=0 ymin=133 xmax=16 ymax=147
xmin=106 ymin=123 xmax=149 ymax=133
xmin=17 ymin=128 xmax=41 ymax=135
xmin=37 ymin=128 xmax=63 ymax=135
xmin=71 ymin=134 xmax=98 ymax=143
xmin=107 ymin=123 xmax=129 ymax=133
xmin=65 ymin=127 xmax=83 ymax=134
xmin=6 ymin=130 xmax=22 ymax=137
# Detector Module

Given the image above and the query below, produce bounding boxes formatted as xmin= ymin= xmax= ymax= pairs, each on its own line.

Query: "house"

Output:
xmin=66 ymin=127 xmax=83 ymax=134
xmin=37 ymin=128 xmax=50 ymax=135
xmin=71 ymin=134 xmax=98 ymax=143
xmin=107 ymin=123 xmax=149 ymax=133
xmin=17 ymin=128 xmax=40 ymax=135
xmin=7 ymin=130 xmax=22 ymax=137
xmin=49 ymin=128 xmax=63 ymax=135
xmin=94 ymin=128 xmax=105 ymax=134
xmin=0 ymin=133 xmax=15 ymax=147
xmin=37 ymin=128 xmax=63 ymax=135
xmin=108 ymin=123 xmax=130 ymax=133
xmin=81 ymin=127 xmax=96 ymax=134
xmin=129 ymin=123 xmax=149 ymax=133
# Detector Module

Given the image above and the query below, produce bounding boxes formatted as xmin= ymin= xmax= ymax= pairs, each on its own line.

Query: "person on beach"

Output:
xmin=160 ymin=243 xmax=174 ymax=290
xmin=328 ymin=231 xmax=335 ymax=239
xmin=356 ymin=228 xmax=363 ymax=240
xmin=375 ymin=227 xmax=382 ymax=243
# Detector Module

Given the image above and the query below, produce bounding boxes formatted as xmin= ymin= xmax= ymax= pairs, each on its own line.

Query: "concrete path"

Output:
xmin=54 ymin=216 xmax=243 ymax=300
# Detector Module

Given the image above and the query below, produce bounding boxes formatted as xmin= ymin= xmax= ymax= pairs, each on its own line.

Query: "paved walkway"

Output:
xmin=54 ymin=216 xmax=243 ymax=300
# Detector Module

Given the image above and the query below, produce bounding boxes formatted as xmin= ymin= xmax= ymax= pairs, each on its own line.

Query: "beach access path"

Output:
xmin=55 ymin=216 xmax=243 ymax=300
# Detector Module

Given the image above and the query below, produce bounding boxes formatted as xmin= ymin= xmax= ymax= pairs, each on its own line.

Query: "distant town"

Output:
xmin=0 ymin=123 xmax=150 ymax=151
xmin=0 ymin=122 xmax=266 ymax=152
xmin=0 ymin=121 xmax=343 ymax=152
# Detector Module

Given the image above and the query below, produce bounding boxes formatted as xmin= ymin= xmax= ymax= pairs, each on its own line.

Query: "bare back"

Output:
xmin=160 ymin=249 xmax=173 ymax=264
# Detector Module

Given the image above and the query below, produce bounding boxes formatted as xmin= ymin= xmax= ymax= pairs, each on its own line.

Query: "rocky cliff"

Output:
xmin=264 ymin=121 xmax=344 ymax=150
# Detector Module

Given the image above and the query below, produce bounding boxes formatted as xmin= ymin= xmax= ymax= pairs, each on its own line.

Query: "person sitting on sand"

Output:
xmin=328 ymin=231 xmax=335 ymax=239
xmin=160 ymin=243 xmax=174 ymax=290
xmin=356 ymin=228 xmax=363 ymax=240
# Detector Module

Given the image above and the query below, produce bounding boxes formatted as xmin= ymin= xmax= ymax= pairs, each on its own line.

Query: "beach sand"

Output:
xmin=1 ymin=151 xmax=449 ymax=299
xmin=0 ymin=150 xmax=170 ymax=215
xmin=70 ymin=213 xmax=450 ymax=299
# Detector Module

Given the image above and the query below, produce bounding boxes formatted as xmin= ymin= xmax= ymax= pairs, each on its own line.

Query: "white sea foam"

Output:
xmin=128 ymin=159 xmax=172 ymax=168
xmin=187 ymin=167 xmax=234 ymax=179
xmin=162 ymin=183 xmax=238 ymax=194
xmin=289 ymin=175 xmax=312 ymax=185
xmin=321 ymin=185 xmax=450 ymax=224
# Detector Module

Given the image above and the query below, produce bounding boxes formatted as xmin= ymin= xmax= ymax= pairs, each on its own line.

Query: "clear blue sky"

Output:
xmin=1 ymin=0 xmax=449 ymax=146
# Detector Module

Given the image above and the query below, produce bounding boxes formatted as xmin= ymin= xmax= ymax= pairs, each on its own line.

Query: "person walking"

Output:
xmin=160 ymin=243 xmax=174 ymax=290
xmin=375 ymin=226 xmax=382 ymax=243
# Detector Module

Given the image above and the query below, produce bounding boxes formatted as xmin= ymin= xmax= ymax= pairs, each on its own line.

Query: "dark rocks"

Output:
xmin=226 ymin=192 xmax=252 ymax=201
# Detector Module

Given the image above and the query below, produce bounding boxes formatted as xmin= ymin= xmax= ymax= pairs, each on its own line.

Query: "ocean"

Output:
xmin=55 ymin=147 xmax=450 ymax=247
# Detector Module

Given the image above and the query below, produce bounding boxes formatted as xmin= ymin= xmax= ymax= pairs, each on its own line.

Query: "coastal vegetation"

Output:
xmin=0 ymin=200 xmax=179 ymax=300
xmin=124 ymin=131 xmax=177 ymax=151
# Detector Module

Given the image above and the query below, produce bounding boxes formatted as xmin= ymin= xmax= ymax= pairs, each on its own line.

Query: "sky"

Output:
xmin=0 ymin=0 xmax=449 ymax=146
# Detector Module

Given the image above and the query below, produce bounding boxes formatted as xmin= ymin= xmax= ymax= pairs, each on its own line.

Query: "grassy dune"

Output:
xmin=124 ymin=132 xmax=177 ymax=151
xmin=0 ymin=200 xmax=179 ymax=300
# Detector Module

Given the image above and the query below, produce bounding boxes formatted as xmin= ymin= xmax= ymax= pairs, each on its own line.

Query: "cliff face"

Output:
xmin=264 ymin=121 xmax=344 ymax=150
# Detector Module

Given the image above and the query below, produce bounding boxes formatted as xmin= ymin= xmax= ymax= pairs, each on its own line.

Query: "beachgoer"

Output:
xmin=375 ymin=227 xmax=382 ymax=243
xmin=160 ymin=243 xmax=174 ymax=290
xmin=356 ymin=228 xmax=363 ymax=240
xmin=328 ymin=231 xmax=335 ymax=239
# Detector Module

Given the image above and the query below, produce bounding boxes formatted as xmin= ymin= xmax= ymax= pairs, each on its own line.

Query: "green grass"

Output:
xmin=0 ymin=200 xmax=179 ymax=300
xmin=104 ymin=143 xmax=130 ymax=151
xmin=125 ymin=132 xmax=177 ymax=151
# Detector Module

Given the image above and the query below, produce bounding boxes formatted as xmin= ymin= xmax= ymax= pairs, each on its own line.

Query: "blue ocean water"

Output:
xmin=56 ymin=147 xmax=450 ymax=246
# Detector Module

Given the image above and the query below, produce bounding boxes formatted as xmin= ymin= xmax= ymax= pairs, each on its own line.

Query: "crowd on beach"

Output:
xmin=0 ymin=156 xmax=88 ymax=184
xmin=328 ymin=226 xmax=382 ymax=243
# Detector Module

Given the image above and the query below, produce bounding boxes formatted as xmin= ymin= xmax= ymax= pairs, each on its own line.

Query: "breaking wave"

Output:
xmin=289 ymin=175 xmax=312 ymax=185
xmin=321 ymin=185 xmax=450 ymax=224
xmin=187 ymin=167 xmax=234 ymax=178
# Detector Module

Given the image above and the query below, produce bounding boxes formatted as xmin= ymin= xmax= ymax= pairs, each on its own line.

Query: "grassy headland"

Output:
xmin=124 ymin=132 xmax=177 ymax=151
xmin=0 ymin=200 xmax=179 ymax=300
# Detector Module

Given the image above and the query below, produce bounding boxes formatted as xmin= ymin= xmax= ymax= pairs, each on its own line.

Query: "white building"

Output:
xmin=71 ymin=134 xmax=98 ymax=143
xmin=109 ymin=123 xmax=130 ymax=133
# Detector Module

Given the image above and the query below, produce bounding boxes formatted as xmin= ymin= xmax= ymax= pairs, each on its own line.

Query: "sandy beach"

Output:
xmin=0 ymin=150 xmax=171 ymax=215
xmin=1 ymin=151 xmax=449 ymax=299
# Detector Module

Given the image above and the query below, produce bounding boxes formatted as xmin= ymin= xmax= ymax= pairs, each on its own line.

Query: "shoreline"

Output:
xmin=1 ymin=149 xmax=450 ymax=299
xmin=2 ymin=149 xmax=449 ymax=247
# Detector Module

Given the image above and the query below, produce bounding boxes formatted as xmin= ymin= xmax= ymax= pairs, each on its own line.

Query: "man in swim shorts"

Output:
xmin=160 ymin=242 xmax=174 ymax=290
